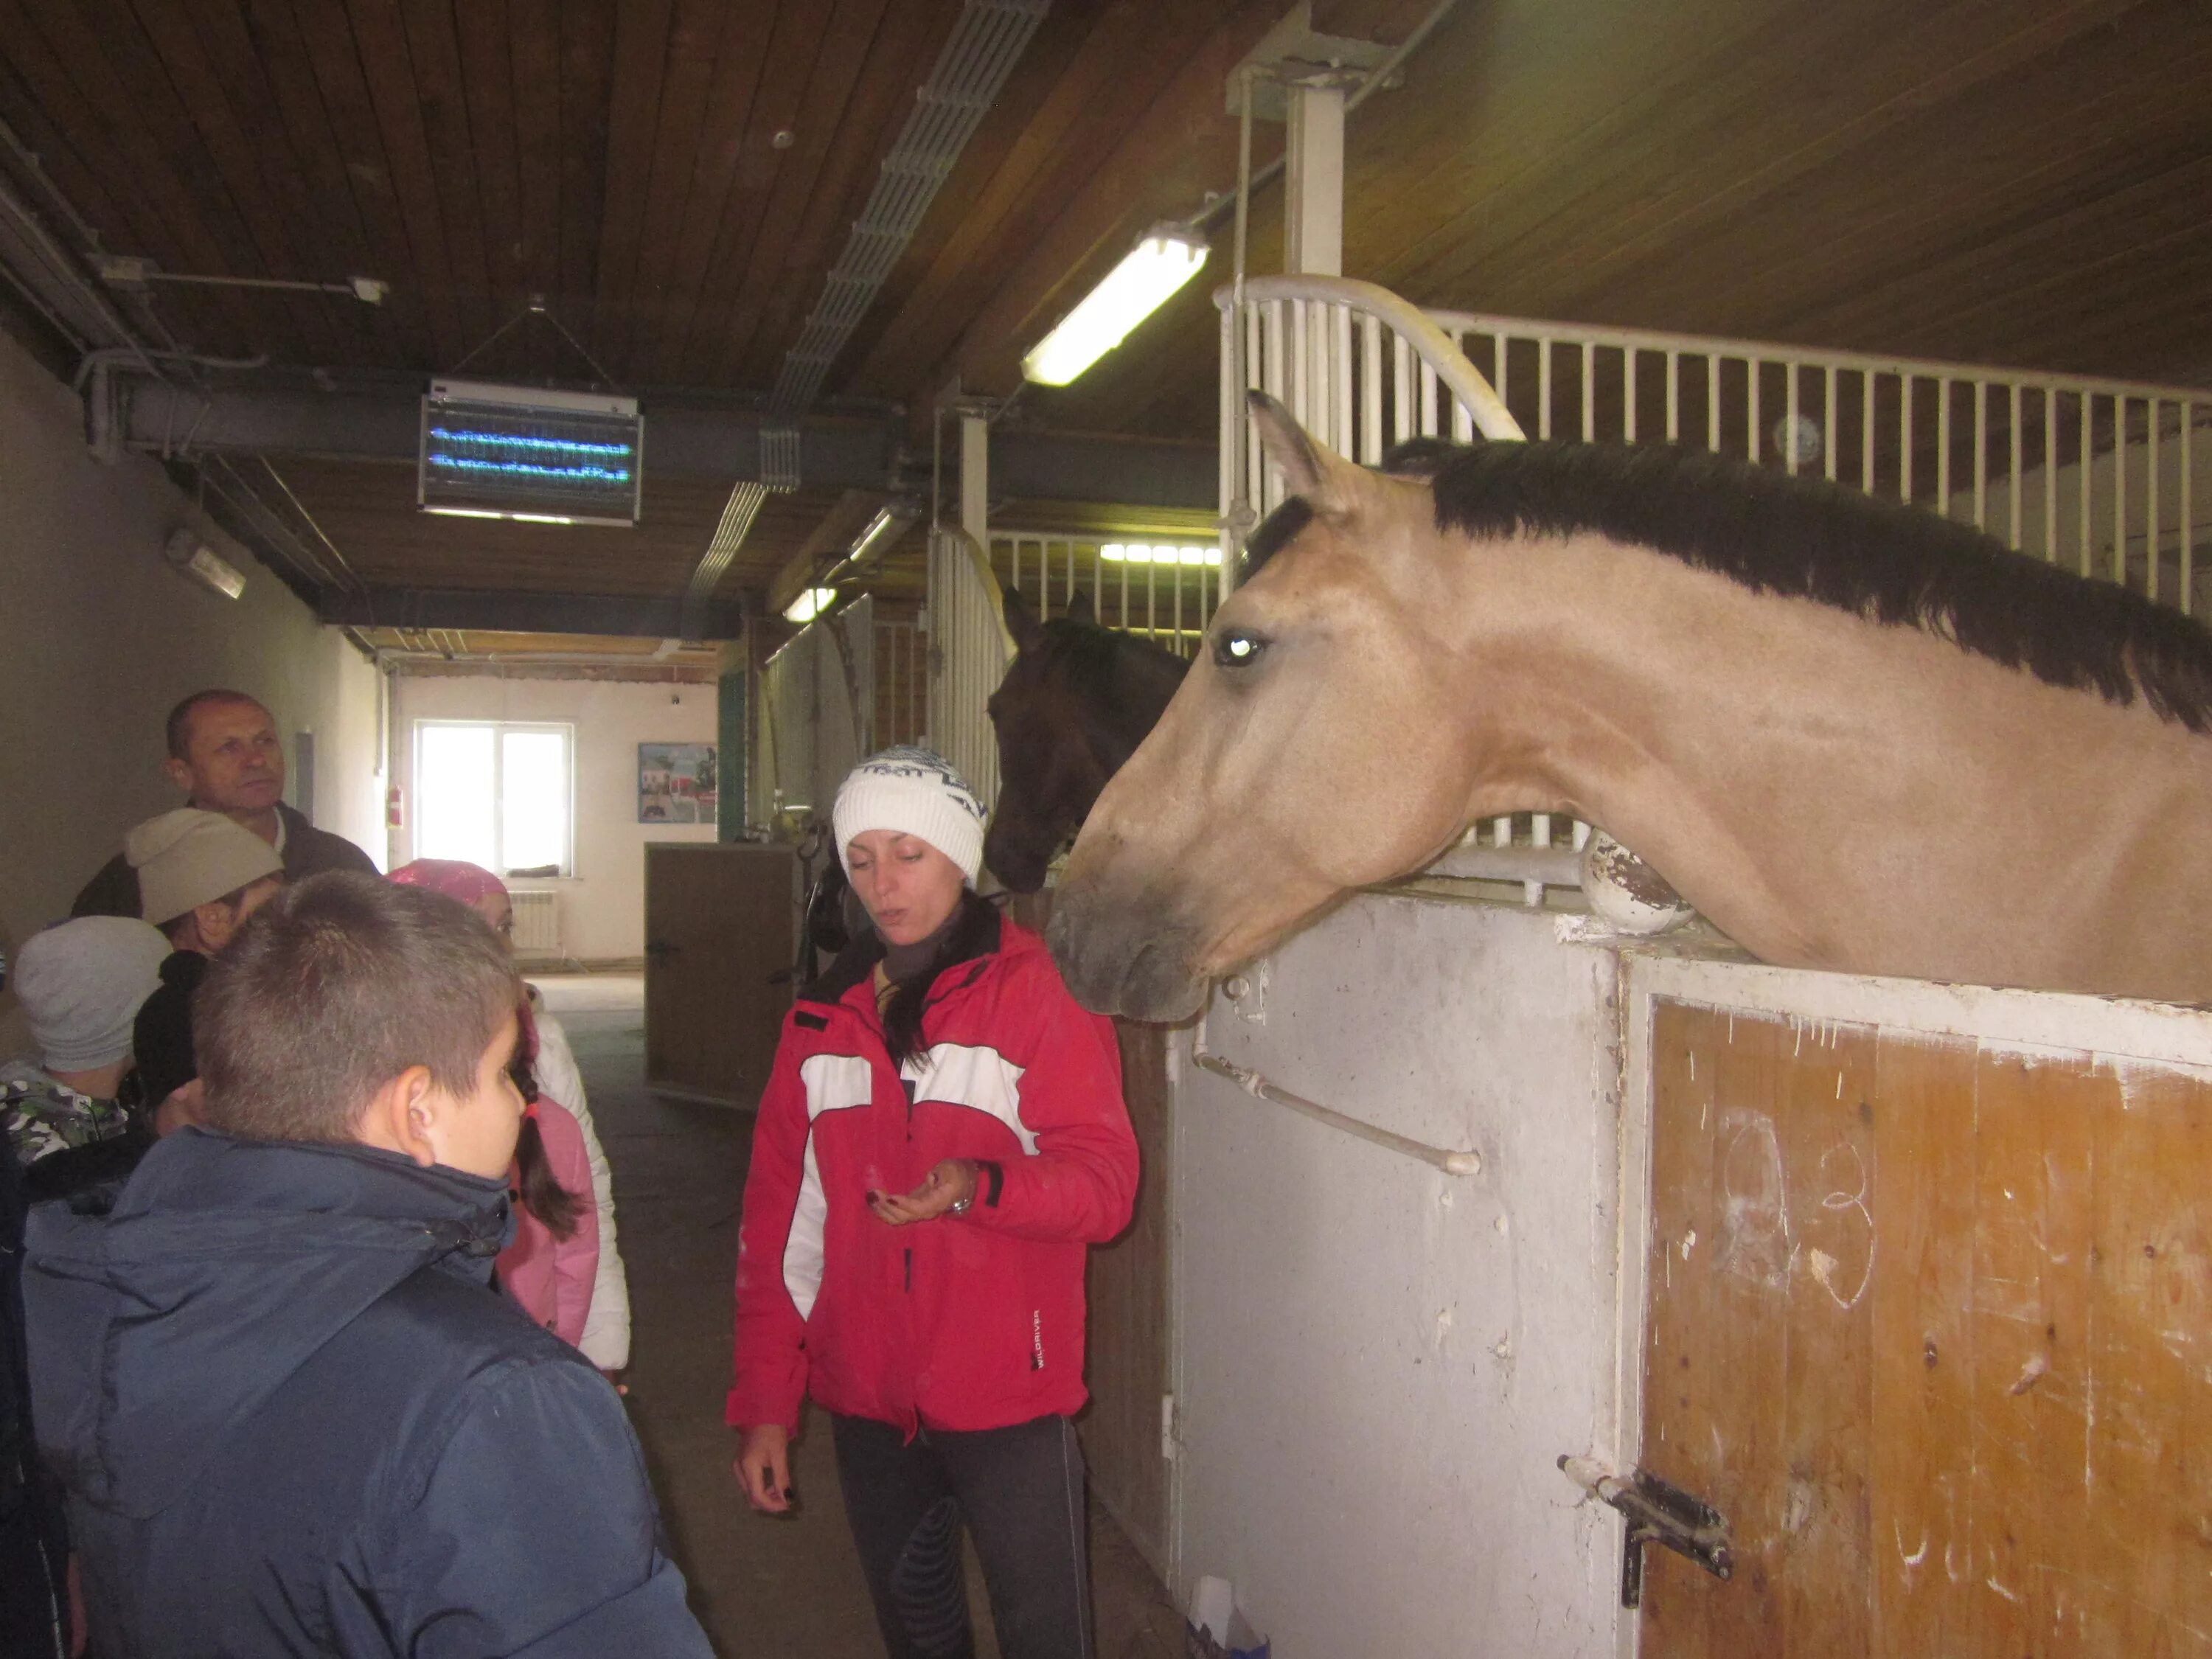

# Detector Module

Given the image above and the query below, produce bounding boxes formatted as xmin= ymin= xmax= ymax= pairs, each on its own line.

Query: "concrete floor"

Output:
xmin=539 ymin=975 xmax=1184 ymax=1659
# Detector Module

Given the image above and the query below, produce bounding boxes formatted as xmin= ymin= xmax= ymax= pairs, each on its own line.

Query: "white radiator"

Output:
xmin=509 ymin=890 xmax=561 ymax=959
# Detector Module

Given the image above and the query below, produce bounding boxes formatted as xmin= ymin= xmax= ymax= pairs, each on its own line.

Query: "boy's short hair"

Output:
xmin=196 ymin=872 xmax=521 ymax=1144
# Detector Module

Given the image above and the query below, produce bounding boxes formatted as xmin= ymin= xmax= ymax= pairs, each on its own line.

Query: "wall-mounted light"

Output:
xmin=1020 ymin=229 xmax=1209 ymax=387
xmin=784 ymin=587 xmax=838 ymax=625
xmin=164 ymin=527 xmax=245 ymax=599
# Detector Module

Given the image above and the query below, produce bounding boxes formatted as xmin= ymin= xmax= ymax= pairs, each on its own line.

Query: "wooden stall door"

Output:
xmin=644 ymin=844 xmax=795 ymax=1106
xmin=1009 ymin=890 xmax=1172 ymax=1575
xmin=1639 ymin=1001 xmax=2212 ymax=1658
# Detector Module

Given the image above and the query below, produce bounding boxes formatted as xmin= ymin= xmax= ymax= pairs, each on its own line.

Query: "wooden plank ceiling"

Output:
xmin=0 ymin=0 xmax=2203 ymax=627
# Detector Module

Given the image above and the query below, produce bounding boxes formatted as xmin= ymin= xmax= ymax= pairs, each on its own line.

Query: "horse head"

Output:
xmin=1048 ymin=392 xmax=1492 ymax=1020
xmin=984 ymin=585 xmax=1189 ymax=893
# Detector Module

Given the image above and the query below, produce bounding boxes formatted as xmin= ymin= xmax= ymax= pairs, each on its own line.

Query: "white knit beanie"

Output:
xmin=125 ymin=807 xmax=285 ymax=925
xmin=13 ymin=916 xmax=171 ymax=1072
xmin=832 ymin=747 xmax=987 ymax=886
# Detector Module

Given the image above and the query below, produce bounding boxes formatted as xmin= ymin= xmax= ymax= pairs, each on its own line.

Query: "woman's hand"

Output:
xmin=869 ymin=1158 xmax=977 ymax=1226
xmin=734 ymin=1423 xmax=794 ymax=1514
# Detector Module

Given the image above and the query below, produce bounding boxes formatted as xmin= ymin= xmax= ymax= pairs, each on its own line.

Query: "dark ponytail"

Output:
xmin=880 ymin=891 xmax=995 ymax=1067
xmin=513 ymin=1113 xmax=583 ymax=1240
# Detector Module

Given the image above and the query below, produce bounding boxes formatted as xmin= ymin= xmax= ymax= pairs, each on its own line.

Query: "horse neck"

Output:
xmin=1438 ymin=538 xmax=1888 ymax=854
xmin=1080 ymin=638 xmax=1188 ymax=773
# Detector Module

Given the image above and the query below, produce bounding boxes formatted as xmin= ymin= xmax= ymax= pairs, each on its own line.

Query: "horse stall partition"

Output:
xmin=1618 ymin=954 xmax=2212 ymax=1658
xmin=1161 ymin=883 xmax=2212 ymax=1657
xmin=751 ymin=594 xmax=875 ymax=830
xmin=925 ymin=524 xmax=1011 ymax=810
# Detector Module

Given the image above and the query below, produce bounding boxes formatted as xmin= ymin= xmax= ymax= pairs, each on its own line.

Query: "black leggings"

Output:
xmin=830 ymin=1411 xmax=1093 ymax=1659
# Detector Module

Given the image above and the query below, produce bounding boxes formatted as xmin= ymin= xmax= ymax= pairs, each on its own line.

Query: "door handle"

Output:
xmin=644 ymin=940 xmax=679 ymax=961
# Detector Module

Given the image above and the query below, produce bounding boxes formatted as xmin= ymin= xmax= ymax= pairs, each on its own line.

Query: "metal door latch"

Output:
xmin=1558 ymin=1455 xmax=1733 ymax=1609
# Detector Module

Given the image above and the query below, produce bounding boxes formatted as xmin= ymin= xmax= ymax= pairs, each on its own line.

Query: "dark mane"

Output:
xmin=1034 ymin=613 xmax=1183 ymax=698
xmin=1252 ymin=439 xmax=2212 ymax=732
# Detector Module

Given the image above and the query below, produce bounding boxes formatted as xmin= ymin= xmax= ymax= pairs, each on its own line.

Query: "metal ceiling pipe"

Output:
xmin=0 ymin=167 xmax=143 ymax=358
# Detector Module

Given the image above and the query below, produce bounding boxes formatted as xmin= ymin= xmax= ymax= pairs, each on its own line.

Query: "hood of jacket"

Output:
xmin=24 ymin=1127 xmax=513 ymax=1520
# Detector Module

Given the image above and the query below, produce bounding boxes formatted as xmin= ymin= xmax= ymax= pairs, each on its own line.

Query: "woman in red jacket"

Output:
xmin=730 ymin=748 xmax=1138 ymax=1659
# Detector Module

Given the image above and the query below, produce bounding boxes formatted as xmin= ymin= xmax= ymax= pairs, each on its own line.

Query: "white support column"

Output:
xmin=1284 ymin=82 xmax=1344 ymax=278
xmin=961 ymin=408 xmax=990 ymax=546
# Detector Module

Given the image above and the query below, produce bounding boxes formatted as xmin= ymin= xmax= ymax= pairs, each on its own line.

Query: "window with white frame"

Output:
xmin=413 ymin=720 xmax=575 ymax=877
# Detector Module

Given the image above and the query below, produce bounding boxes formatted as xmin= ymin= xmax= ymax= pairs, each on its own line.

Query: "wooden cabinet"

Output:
xmin=643 ymin=843 xmax=797 ymax=1107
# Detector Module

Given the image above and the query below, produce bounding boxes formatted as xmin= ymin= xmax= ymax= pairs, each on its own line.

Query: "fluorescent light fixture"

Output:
xmin=784 ymin=587 xmax=838 ymax=625
xmin=1100 ymin=542 xmax=1222 ymax=567
xmin=1021 ymin=230 xmax=1208 ymax=386
xmin=846 ymin=499 xmax=920 ymax=567
xmin=164 ymin=527 xmax=245 ymax=599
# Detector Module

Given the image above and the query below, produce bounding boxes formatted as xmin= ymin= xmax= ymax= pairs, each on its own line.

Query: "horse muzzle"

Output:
xmin=1044 ymin=881 xmax=1208 ymax=1023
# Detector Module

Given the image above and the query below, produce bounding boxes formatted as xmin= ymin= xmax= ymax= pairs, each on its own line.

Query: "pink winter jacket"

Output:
xmin=496 ymin=1096 xmax=600 ymax=1350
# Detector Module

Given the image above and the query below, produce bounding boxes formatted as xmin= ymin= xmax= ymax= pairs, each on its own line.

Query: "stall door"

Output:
xmin=1638 ymin=1001 xmax=2212 ymax=1656
xmin=644 ymin=844 xmax=795 ymax=1106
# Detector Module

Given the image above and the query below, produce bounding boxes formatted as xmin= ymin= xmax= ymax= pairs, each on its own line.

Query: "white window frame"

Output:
xmin=411 ymin=719 xmax=577 ymax=878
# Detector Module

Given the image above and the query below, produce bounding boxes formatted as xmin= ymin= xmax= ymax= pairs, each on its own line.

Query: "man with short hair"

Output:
xmin=24 ymin=872 xmax=714 ymax=1658
xmin=72 ymin=689 xmax=375 ymax=919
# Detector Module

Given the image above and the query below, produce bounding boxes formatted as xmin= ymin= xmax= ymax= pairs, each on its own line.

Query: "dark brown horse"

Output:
xmin=983 ymin=586 xmax=1189 ymax=893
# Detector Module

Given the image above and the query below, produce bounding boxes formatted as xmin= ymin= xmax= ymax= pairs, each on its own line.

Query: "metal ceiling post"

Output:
xmin=1284 ymin=81 xmax=1344 ymax=279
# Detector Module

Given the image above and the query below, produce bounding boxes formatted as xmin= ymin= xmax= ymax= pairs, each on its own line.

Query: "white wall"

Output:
xmin=0 ymin=324 xmax=384 ymax=1045
xmin=1172 ymin=893 xmax=1626 ymax=1657
xmin=387 ymin=674 xmax=717 ymax=961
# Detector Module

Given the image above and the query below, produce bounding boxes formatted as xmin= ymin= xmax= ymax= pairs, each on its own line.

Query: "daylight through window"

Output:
xmin=413 ymin=720 xmax=574 ymax=877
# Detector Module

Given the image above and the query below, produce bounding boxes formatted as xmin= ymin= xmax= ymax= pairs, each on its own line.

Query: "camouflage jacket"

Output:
xmin=1 ymin=1060 xmax=129 ymax=1168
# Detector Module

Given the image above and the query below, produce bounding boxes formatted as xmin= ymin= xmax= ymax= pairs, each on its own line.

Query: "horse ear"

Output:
xmin=1248 ymin=389 xmax=1358 ymax=514
xmin=1001 ymin=585 xmax=1046 ymax=654
xmin=1066 ymin=590 xmax=1096 ymax=627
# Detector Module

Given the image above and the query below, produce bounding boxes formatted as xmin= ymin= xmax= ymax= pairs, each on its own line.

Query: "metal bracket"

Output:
xmin=760 ymin=424 xmax=801 ymax=493
xmin=1558 ymin=1455 xmax=1733 ymax=1609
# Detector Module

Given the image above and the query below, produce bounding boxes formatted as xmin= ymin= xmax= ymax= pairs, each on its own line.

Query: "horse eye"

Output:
xmin=1213 ymin=630 xmax=1267 ymax=669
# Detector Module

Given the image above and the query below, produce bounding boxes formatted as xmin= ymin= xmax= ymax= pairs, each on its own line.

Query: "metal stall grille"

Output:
xmin=1220 ymin=276 xmax=2212 ymax=871
xmin=990 ymin=533 xmax=1222 ymax=658
xmin=751 ymin=595 xmax=876 ymax=832
xmin=1427 ymin=310 xmax=2208 ymax=615
xmin=874 ymin=616 xmax=928 ymax=750
xmin=925 ymin=526 xmax=1011 ymax=810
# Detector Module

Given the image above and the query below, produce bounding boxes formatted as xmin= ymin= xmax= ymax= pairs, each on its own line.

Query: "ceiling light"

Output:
xmin=784 ymin=587 xmax=838 ymax=625
xmin=1021 ymin=230 xmax=1209 ymax=387
xmin=846 ymin=499 xmax=922 ymax=567
xmin=1100 ymin=542 xmax=1222 ymax=567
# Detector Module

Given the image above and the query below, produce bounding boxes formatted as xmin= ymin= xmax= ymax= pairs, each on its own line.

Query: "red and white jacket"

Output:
xmin=727 ymin=905 xmax=1137 ymax=1438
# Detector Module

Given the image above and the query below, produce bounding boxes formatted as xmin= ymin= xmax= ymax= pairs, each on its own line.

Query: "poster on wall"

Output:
xmin=639 ymin=742 xmax=718 ymax=826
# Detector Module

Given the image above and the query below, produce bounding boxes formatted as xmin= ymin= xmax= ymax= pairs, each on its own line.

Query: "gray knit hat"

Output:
xmin=125 ymin=807 xmax=284 ymax=926
xmin=13 ymin=916 xmax=171 ymax=1071
xmin=832 ymin=747 xmax=987 ymax=885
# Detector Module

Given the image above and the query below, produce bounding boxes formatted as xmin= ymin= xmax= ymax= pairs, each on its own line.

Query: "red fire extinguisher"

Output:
xmin=386 ymin=783 xmax=405 ymax=830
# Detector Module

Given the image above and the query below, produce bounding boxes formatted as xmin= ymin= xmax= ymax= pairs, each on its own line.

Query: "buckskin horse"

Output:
xmin=1048 ymin=390 xmax=2212 ymax=1022
xmin=984 ymin=585 xmax=1189 ymax=893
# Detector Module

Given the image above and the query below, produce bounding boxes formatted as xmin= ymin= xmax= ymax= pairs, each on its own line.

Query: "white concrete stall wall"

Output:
xmin=387 ymin=674 xmax=717 ymax=961
xmin=1172 ymin=891 xmax=1627 ymax=1658
xmin=0 ymin=323 xmax=383 ymax=1047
